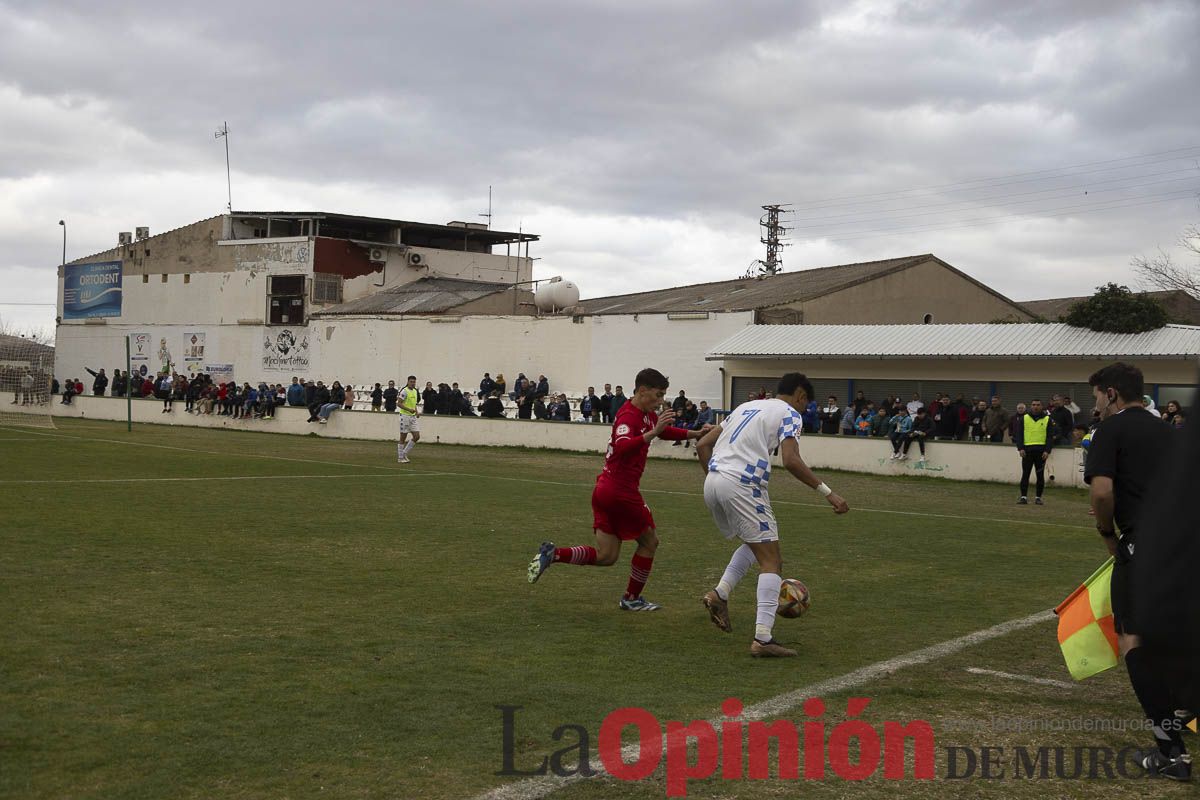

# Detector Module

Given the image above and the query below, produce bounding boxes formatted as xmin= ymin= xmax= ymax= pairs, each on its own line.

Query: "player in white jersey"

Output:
xmin=695 ymin=372 xmax=849 ymax=657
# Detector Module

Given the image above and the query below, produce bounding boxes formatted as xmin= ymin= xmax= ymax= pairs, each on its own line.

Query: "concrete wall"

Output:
xmin=31 ymin=395 xmax=1087 ymax=488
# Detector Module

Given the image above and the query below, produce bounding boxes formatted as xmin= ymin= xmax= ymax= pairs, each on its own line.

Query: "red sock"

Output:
xmin=554 ymin=546 xmax=597 ymax=565
xmin=624 ymin=554 xmax=654 ymax=599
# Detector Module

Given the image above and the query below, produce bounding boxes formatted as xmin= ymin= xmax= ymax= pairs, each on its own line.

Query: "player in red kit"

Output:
xmin=527 ymin=367 xmax=712 ymax=611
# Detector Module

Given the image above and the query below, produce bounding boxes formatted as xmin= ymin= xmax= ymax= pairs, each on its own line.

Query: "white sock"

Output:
xmin=397 ymin=441 xmax=405 ymax=459
xmin=715 ymin=544 xmax=755 ymax=601
xmin=755 ymin=573 xmax=782 ymax=642
xmin=403 ymin=440 xmax=416 ymax=456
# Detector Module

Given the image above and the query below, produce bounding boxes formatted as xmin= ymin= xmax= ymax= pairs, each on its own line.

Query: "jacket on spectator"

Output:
xmin=984 ymin=406 xmax=1011 ymax=439
xmin=934 ymin=401 xmax=959 ymax=438
xmin=818 ymin=404 xmax=840 ymax=435
xmin=1049 ymin=405 xmax=1074 ymax=444
xmin=536 ymin=377 xmax=550 ymax=398
xmin=840 ymin=406 xmax=857 ymax=434
xmin=609 ymin=391 xmax=627 ymax=419
xmin=870 ymin=412 xmax=890 ymax=437
xmin=479 ymin=376 xmax=495 ymax=397
xmin=422 ymin=387 xmax=438 ymax=414
xmin=304 ymin=382 xmax=317 ymax=407
xmin=86 ymin=368 xmax=108 ymax=394
xmin=383 ymin=386 xmax=399 ymax=412
xmin=482 ymin=396 xmax=505 ymax=418
xmin=889 ymin=414 xmax=914 ymax=436
xmin=911 ymin=413 xmax=934 ymax=437
xmin=803 ymin=401 xmax=819 ymax=432
xmin=580 ymin=392 xmax=600 ymax=419
xmin=696 ymin=406 xmax=715 ymax=427
xmin=330 ymin=385 xmax=345 ymax=406
xmin=287 ymin=382 xmax=306 ymax=406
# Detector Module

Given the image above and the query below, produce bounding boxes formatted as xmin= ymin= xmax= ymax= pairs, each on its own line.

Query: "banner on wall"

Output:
xmin=182 ymin=332 xmax=206 ymax=374
xmin=206 ymin=363 xmax=234 ymax=383
xmin=129 ymin=333 xmax=151 ymax=378
xmin=261 ymin=328 xmax=310 ymax=373
xmin=63 ymin=261 xmax=122 ymax=319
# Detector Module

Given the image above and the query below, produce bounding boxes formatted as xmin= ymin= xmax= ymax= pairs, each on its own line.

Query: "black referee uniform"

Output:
xmin=1085 ymin=400 xmax=1188 ymax=777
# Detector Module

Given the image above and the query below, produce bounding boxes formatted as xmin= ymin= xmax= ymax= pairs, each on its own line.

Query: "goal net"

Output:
xmin=0 ymin=332 xmax=56 ymax=429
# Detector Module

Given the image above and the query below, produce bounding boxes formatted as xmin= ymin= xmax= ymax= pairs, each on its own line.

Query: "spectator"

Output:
xmin=304 ymin=379 xmax=317 ymax=409
xmin=968 ymin=400 xmax=988 ymax=441
xmin=61 ymin=377 xmax=76 ymax=405
xmin=481 ymin=390 xmax=506 ymax=418
xmin=512 ymin=373 xmax=528 ymax=401
xmin=85 ymin=367 xmax=109 ymax=396
xmin=888 ymin=406 xmax=913 ymax=458
xmin=316 ymin=381 xmax=343 ymax=423
xmin=1172 ymin=409 xmax=1186 ymax=429
xmin=343 ymin=384 xmax=355 ymax=411
xmin=609 ymin=385 xmax=627 ymax=419
xmin=434 ymin=383 xmax=452 ymax=415
xmin=185 ymin=376 xmax=201 ymax=413
xmin=421 ymin=380 xmax=437 ymax=414
xmin=197 ymin=387 xmax=214 ymax=415
xmin=934 ymin=393 xmax=959 ymax=440
xmin=533 ymin=394 xmax=549 ymax=420
xmin=536 ymin=374 xmax=550 ymax=399
xmin=818 ymin=396 xmax=840 ymax=434
xmin=600 ymin=384 xmax=615 ymax=423
xmin=217 ymin=381 xmax=229 ymax=414
xmin=983 ymin=396 xmax=1011 ymax=443
xmin=901 ymin=407 xmax=933 ymax=462
xmin=285 ymin=376 xmax=304 ymax=407
xmin=1008 ymin=402 xmax=1027 ymax=442
xmin=259 ymin=381 xmax=276 ymax=419
xmin=111 ymin=369 xmax=127 ymax=398
xmin=1049 ymin=395 xmax=1075 ymax=446
xmin=877 ymin=396 xmax=894 ymax=418
xmin=517 ymin=380 xmax=537 ymax=420
xmin=854 ymin=406 xmax=873 ymax=436
xmin=840 ymin=404 xmax=857 ymax=436
xmin=696 ymin=400 xmax=714 ymax=429
xmin=479 ymin=372 xmax=496 ymax=398
xmin=383 ymin=380 xmax=399 ymax=413
xmin=803 ymin=398 xmax=819 ymax=433
xmin=1162 ymin=400 xmax=1182 ymax=425
xmin=307 ymin=381 xmax=331 ymax=422
xmin=906 ymin=392 xmax=924 ymax=416
xmin=673 ymin=399 xmax=699 ymax=447
xmin=138 ymin=375 xmax=152 ymax=397
xmin=671 ymin=390 xmax=689 ymax=415
xmin=549 ymin=393 xmax=571 ymax=421
xmin=580 ymin=386 xmax=601 ymax=422
xmin=852 ymin=390 xmax=868 ymax=416
xmin=870 ymin=403 xmax=890 ymax=437
xmin=160 ymin=373 xmax=175 ymax=412
xmin=449 ymin=383 xmax=464 ymax=415
xmin=229 ymin=382 xmax=244 ymax=418
xmin=493 ymin=373 xmax=507 ymax=398
xmin=243 ymin=382 xmax=260 ymax=419
xmin=370 ymin=382 xmax=383 ymax=411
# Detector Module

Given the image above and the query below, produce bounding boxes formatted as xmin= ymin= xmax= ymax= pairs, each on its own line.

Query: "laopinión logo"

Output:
xmin=497 ymin=700 xmax=1173 ymax=796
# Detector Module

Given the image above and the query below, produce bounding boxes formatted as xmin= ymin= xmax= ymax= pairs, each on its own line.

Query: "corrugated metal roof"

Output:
xmin=314 ymin=277 xmax=509 ymax=316
xmin=706 ymin=323 xmax=1200 ymax=360
xmin=1022 ymin=290 xmax=1200 ymax=325
xmin=577 ymin=254 xmax=1031 ymax=316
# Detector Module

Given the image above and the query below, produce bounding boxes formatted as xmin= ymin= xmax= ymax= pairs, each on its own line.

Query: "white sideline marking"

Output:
xmin=965 ymin=667 xmax=1077 ymax=689
xmin=0 ymin=473 xmax=451 ymax=486
xmin=0 ymin=425 xmax=1093 ymax=531
xmin=475 ymin=609 xmax=1056 ymax=800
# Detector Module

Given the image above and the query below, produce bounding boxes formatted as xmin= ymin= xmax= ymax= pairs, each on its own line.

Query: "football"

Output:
xmin=778 ymin=578 xmax=811 ymax=618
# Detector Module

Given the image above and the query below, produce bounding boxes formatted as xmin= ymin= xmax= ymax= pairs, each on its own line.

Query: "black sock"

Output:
xmin=1126 ymin=647 xmax=1188 ymax=758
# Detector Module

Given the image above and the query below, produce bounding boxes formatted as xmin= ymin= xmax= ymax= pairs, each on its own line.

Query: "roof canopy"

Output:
xmin=707 ymin=323 xmax=1200 ymax=361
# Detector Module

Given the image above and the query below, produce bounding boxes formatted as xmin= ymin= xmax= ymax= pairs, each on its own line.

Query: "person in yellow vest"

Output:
xmin=397 ymin=375 xmax=421 ymax=464
xmin=1014 ymin=398 xmax=1053 ymax=505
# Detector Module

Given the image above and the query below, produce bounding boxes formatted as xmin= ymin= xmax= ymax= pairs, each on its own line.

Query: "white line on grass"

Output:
xmin=964 ymin=667 xmax=1077 ymax=689
xmin=1 ymin=426 xmax=1093 ymax=531
xmin=475 ymin=609 xmax=1056 ymax=800
xmin=0 ymin=473 xmax=452 ymax=486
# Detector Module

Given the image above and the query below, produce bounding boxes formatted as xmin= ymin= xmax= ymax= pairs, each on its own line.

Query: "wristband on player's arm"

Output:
xmin=815 ymin=482 xmax=833 ymax=498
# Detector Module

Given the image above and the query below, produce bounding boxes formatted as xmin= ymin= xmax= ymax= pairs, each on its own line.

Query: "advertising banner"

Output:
xmin=63 ymin=261 xmax=123 ymax=319
xmin=261 ymin=328 xmax=310 ymax=373
xmin=182 ymin=332 xmax=206 ymax=374
xmin=129 ymin=333 xmax=151 ymax=378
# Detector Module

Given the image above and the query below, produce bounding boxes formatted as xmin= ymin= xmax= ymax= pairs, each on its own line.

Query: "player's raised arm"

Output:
xmin=779 ymin=437 xmax=849 ymax=514
xmin=695 ymin=423 xmax=723 ymax=472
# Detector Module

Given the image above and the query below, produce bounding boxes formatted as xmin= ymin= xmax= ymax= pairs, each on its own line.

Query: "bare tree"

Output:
xmin=1131 ymin=223 xmax=1200 ymax=298
xmin=0 ymin=317 xmax=55 ymax=347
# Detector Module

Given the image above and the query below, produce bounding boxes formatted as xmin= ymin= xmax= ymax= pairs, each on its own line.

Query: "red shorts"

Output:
xmin=591 ymin=481 xmax=654 ymax=541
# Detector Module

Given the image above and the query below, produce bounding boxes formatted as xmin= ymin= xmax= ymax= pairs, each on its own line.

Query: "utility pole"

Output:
xmin=479 ymin=185 xmax=493 ymax=229
xmin=743 ymin=204 xmax=792 ymax=278
xmin=214 ymin=122 xmax=232 ymax=212
xmin=58 ymin=219 xmax=66 ymax=267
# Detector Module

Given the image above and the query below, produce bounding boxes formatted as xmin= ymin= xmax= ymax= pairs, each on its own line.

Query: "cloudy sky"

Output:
xmin=2 ymin=0 xmax=1199 ymax=336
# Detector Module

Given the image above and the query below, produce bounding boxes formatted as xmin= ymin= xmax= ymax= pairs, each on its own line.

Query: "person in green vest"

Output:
xmin=396 ymin=375 xmax=421 ymax=463
xmin=1014 ymin=398 xmax=1053 ymax=505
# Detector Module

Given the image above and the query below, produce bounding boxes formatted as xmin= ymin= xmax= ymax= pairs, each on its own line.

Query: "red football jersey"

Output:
xmin=598 ymin=402 xmax=687 ymax=491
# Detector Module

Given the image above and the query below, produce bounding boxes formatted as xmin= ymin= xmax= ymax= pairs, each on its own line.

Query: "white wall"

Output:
xmin=29 ymin=396 xmax=1086 ymax=488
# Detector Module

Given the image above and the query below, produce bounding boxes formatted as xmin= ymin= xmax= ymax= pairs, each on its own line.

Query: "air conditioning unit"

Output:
xmin=118 ymin=232 xmax=133 ymax=245
xmin=368 ymin=247 xmax=387 ymax=263
xmin=135 ymin=226 xmax=150 ymax=240
xmin=408 ymin=252 xmax=425 ymax=267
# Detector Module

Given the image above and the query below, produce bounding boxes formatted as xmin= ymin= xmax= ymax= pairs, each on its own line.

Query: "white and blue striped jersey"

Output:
xmin=707 ymin=399 xmax=803 ymax=488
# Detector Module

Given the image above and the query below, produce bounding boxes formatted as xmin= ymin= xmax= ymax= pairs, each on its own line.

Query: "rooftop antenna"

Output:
xmin=214 ymin=122 xmax=232 ymax=213
xmin=479 ymin=185 xmax=493 ymax=229
xmin=743 ymin=203 xmax=792 ymax=278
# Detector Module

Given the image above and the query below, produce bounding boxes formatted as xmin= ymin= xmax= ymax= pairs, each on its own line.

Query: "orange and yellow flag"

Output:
xmin=1055 ymin=557 xmax=1119 ymax=680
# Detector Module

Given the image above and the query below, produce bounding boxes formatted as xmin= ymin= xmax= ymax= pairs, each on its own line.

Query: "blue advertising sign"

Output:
xmin=63 ymin=261 xmax=122 ymax=319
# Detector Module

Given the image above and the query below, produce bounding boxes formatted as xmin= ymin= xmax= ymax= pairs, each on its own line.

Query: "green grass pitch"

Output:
xmin=0 ymin=419 xmax=1183 ymax=799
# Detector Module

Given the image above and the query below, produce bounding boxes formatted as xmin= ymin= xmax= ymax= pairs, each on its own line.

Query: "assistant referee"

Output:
xmin=1084 ymin=362 xmax=1190 ymax=780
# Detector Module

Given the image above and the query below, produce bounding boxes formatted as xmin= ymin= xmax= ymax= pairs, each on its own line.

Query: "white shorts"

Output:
xmin=398 ymin=414 xmax=420 ymax=434
xmin=703 ymin=472 xmax=779 ymax=544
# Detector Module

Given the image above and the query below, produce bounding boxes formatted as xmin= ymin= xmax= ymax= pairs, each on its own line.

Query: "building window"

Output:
xmin=142 ymin=274 xmax=149 ymax=284
xmin=923 ymin=313 xmax=934 ymax=324
xmin=161 ymin=274 xmax=168 ymax=283
xmin=268 ymin=275 xmax=306 ymax=325
xmin=183 ymin=274 xmax=191 ymax=284
xmin=312 ymin=273 xmax=343 ymax=305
